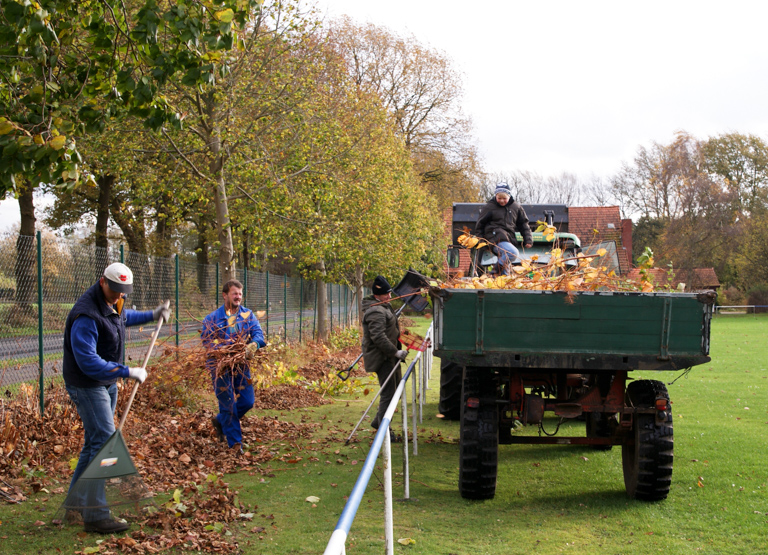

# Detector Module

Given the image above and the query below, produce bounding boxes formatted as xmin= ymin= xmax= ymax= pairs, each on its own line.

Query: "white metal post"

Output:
xmin=412 ymin=357 xmax=418 ymax=455
xmin=401 ymin=382 xmax=410 ymax=500
xmin=383 ymin=431 xmax=394 ymax=555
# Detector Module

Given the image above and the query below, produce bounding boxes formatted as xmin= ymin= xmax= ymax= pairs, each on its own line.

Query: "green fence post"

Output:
xmin=283 ymin=274 xmax=287 ymax=343
xmin=266 ymin=271 xmax=270 ymax=337
xmin=329 ymin=283 xmax=333 ymax=333
xmin=37 ymin=231 xmax=44 ymax=416
xmin=215 ymin=262 xmax=219 ymax=304
xmin=313 ymin=282 xmax=317 ymax=341
xmin=175 ymin=254 xmax=180 ymax=348
xmin=243 ymin=265 xmax=248 ymax=310
xmin=299 ymin=277 xmax=304 ymax=344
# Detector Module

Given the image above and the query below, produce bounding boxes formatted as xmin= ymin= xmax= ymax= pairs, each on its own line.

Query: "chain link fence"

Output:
xmin=0 ymin=232 xmax=362 ymax=390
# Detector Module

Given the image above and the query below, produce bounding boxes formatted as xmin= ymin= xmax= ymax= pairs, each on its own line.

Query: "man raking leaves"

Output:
xmin=61 ymin=263 xmax=171 ymax=534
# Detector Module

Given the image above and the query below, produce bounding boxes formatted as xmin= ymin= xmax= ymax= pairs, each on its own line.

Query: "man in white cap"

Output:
xmin=62 ymin=262 xmax=171 ymax=534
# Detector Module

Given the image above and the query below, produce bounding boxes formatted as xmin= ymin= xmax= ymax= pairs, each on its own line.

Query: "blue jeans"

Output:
xmin=213 ymin=369 xmax=255 ymax=447
xmin=495 ymin=241 xmax=520 ymax=273
xmin=65 ymin=383 xmax=118 ymax=522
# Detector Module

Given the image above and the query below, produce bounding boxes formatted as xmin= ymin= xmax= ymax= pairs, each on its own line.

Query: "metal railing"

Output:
xmin=325 ymin=325 xmax=434 ymax=555
xmin=714 ymin=305 xmax=768 ymax=314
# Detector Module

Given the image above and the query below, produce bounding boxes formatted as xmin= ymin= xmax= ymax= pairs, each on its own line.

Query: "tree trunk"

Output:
xmin=196 ymin=216 xmax=210 ymax=295
xmin=13 ymin=182 xmax=36 ymax=323
xmin=315 ymin=261 xmax=329 ymax=342
xmin=213 ymin=171 xmax=235 ymax=282
xmin=353 ymin=265 xmax=365 ymax=325
xmin=94 ymin=174 xmax=113 ymax=279
xmin=110 ymin=199 xmax=146 ymax=254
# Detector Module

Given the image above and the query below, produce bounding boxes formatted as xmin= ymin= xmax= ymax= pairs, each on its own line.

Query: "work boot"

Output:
xmin=83 ymin=518 xmax=129 ymax=534
xmin=211 ymin=416 xmax=225 ymax=443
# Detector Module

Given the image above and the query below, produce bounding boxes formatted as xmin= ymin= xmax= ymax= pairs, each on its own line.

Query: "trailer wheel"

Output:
xmin=622 ymin=380 xmax=673 ymax=501
xmin=438 ymin=360 xmax=462 ymax=420
xmin=459 ymin=366 xmax=498 ymax=500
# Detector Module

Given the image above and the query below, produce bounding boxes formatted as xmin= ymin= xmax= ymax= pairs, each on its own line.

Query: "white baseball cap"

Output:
xmin=103 ymin=262 xmax=133 ymax=294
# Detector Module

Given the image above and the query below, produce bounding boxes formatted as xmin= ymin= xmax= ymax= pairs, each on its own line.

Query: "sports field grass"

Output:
xmin=2 ymin=313 xmax=766 ymax=554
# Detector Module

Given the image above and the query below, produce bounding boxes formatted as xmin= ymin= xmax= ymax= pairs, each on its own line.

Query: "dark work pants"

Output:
xmin=372 ymin=361 xmax=401 ymax=430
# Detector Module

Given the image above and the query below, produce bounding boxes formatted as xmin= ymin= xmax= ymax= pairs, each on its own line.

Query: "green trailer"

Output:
xmin=430 ymin=286 xmax=716 ymax=501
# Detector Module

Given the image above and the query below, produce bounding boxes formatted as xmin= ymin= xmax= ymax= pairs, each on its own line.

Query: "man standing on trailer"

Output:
xmin=202 ymin=279 xmax=266 ymax=453
xmin=63 ymin=262 xmax=171 ymax=534
xmin=361 ymin=275 xmax=408 ymax=440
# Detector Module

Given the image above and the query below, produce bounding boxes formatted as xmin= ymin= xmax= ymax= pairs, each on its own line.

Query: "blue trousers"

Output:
xmin=495 ymin=241 xmax=520 ymax=273
xmin=65 ymin=383 xmax=117 ymax=522
xmin=212 ymin=370 xmax=255 ymax=447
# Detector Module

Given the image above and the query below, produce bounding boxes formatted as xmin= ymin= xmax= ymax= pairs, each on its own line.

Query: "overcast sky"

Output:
xmin=314 ymin=0 xmax=768 ymax=177
xmin=3 ymin=1 xmax=767 ymax=230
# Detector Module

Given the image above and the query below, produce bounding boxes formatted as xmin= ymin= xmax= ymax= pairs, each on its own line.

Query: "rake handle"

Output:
xmin=117 ymin=300 xmax=170 ymax=432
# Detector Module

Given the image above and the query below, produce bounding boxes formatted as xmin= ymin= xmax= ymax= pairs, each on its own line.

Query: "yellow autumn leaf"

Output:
xmin=641 ymin=281 xmax=654 ymax=292
xmin=397 ymin=538 xmax=416 ymax=545
xmin=49 ymin=135 xmax=67 ymax=150
xmin=597 ymin=248 xmax=607 ymax=257
xmin=0 ymin=121 xmax=14 ymax=134
xmin=215 ymin=8 xmax=234 ymax=22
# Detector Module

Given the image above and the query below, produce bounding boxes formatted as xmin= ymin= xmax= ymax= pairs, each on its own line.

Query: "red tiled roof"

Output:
xmin=569 ymin=206 xmax=631 ymax=274
xmin=569 ymin=206 xmax=623 ymax=246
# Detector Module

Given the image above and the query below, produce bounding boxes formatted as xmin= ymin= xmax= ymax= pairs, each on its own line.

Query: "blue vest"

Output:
xmin=63 ymin=282 xmax=126 ymax=388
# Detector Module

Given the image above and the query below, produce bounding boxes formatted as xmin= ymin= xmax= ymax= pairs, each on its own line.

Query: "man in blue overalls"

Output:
xmin=202 ymin=279 xmax=266 ymax=452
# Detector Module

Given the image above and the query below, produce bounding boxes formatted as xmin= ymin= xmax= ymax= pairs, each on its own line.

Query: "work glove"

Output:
xmin=246 ymin=342 xmax=260 ymax=360
xmin=395 ymin=349 xmax=408 ymax=360
xmin=153 ymin=302 xmax=171 ymax=322
xmin=127 ymin=367 xmax=147 ymax=383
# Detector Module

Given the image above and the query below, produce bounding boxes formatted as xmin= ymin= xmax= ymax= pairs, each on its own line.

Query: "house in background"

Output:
xmin=568 ymin=206 xmax=632 ymax=275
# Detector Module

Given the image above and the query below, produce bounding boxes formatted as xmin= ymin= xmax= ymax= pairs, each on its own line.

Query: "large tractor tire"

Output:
xmin=622 ymin=379 xmax=674 ymax=501
xmin=438 ymin=360 xmax=462 ymax=420
xmin=459 ymin=366 xmax=498 ymax=500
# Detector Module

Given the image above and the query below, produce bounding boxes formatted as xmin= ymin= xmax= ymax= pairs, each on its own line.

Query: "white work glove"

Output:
xmin=395 ymin=349 xmax=408 ymax=360
xmin=153 ymin=302 xmax=171 ymax=322
xmin=127 ymin=367 xmax=147 ymax=383
xmin=246 ymin=342 xmax=260 ymax=360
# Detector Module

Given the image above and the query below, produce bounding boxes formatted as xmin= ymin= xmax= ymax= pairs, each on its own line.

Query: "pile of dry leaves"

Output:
xmin=0 ymin=340 xmax=363 ymax=553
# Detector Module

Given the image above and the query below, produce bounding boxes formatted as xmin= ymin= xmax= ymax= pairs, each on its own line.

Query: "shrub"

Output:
xmin=719 ymin=286 xmax=745 ymax=307
xmin=746 ymin=284 xmax=768 ymax=313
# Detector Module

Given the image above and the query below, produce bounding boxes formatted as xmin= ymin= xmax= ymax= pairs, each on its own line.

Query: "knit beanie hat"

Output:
xmin=372 ymin=275 xmax=392 ymax=295
xmin=494 ymin=183 xmax=512 ymax=198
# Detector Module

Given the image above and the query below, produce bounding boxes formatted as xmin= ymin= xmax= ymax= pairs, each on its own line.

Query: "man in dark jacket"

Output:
xmin=361 ymin=275 xmax=407 ymax=437
xmin=63 ymin=262 xmax=170 ymax=534
xmin=476 ymin=183 xmax=533 ymax=273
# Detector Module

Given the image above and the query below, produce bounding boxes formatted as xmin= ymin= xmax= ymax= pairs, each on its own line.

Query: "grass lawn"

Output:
xmin=2 ymin=314 xmax=767 ymax=554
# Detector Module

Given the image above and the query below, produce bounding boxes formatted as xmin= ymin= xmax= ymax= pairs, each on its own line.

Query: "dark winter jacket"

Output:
xmin=476 ymin=197 xmax=533 ymax=247
xmin=361 ymin=295 xmax=401 ymax=375
xmin=63 ymin=281 xmax=154 ymax=388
